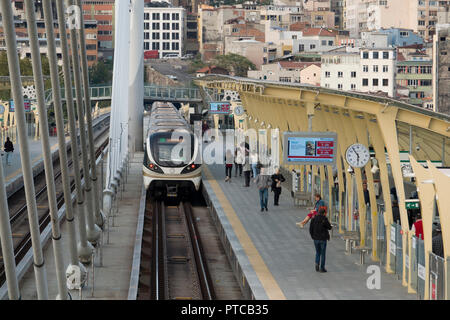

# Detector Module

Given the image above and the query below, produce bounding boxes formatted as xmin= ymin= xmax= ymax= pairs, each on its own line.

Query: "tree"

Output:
xmin=213 ymin=53 xmax=256 ymax=77
xmin=89 ymin=59 xmax=113 ymax=85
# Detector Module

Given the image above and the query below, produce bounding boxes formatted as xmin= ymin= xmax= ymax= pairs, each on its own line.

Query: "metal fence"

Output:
xmin=429 ymin=252 xmax=445 ymax=300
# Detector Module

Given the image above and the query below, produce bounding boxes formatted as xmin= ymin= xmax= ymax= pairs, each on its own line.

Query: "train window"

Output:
xmin=150 ymin=131 xmax=195 ymax=167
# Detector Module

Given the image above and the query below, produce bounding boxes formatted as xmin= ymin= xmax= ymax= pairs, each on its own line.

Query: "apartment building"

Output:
xmin=144 ymin=1 xmax=186 ymax=58
xmin=82 ymin=0 xmax=114 ymax=51
xmin=433 ymin=4 xmax=450 ymax=114
xmin=248 ymin=61 xmax=321 ymax=85
xmin=396 ymin=60 xmax=433 ymax=108
xmin=360 ymin=47 xmax=396 ymax=97
xmin=320 ymin=49 xmax=360 ymax=91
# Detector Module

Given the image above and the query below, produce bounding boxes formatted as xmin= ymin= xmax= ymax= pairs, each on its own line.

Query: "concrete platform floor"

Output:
xmin=18 ymin=152 xmax=144 ymax=300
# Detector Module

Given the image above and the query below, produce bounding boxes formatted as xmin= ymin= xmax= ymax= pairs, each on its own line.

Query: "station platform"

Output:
xmin=201 ymin=164 xmax=415 ymax=300
xmin=1 ymin=113 xmax=110 ymax=198
xmin=17 ymin=152 xmax=144 ymax=300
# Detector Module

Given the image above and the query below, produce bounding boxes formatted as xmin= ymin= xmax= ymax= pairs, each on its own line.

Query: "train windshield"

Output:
xmin=150 ymin=130 xmax=195 ymax=167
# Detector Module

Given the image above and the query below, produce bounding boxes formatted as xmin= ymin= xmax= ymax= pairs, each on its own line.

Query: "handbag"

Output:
xmin=276 ymin=180 xmax=281 ymax=188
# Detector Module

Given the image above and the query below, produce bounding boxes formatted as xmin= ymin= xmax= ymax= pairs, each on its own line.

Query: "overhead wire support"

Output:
xmin=58 ymin=0 xmax=93 ymax=268
xmin=67 ymin=0 xmax=101 ymax=245
xmin=0 ymin=0 xmax=48 ymax=300
xmin=75 ymin=0 xmax=105 ymax=229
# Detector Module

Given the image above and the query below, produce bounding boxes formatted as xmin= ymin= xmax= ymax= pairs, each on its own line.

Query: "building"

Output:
xmin=0 ymin=19 xmax=99 ymax=67
xmin=82 ymin=0 xmax=115 ymax=54
xmin=396 ymin=60 xmax=433 ymax=108
xmin=433 ymin=4 xmax=450 ymax=114
xmin=330 ymin=0 xmax=344 ymax=29
xmin=320 ymin=48 xmax=360 ymax=91
xmin=248 ymin=61 xmax=321 ymax=85
xmin=144 ymin=1 xmax=186 ymax=58
xmin=294 ymin=27 xmax=340 ymax=53
xmin=360 ymin=47 xmax=396 ymax=97
xmin=195 ymin=65 xmax=229 ymax=77
xmin=345 ymin=0 xmax=450 ymax=40
xmin=225 ymin=39 xmax=265 ymax=69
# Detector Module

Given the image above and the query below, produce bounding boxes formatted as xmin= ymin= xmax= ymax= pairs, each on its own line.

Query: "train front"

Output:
xmin=143 ymin=128 xmax=201 ymax=198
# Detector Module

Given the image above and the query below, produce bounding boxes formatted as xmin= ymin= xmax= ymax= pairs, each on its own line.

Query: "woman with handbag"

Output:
xmin=271 ymin=168 xmax=285 ymax=206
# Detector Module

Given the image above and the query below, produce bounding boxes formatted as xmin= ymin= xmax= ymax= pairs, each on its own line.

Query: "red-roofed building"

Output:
xmin=195 ymin=65 xmax=229 ymax=77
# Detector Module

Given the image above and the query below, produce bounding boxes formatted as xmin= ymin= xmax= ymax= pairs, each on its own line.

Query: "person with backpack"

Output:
xmin=309 ymin=207 xmax=332 ymax=273
xmin=3 ymin=137 xmax=14 ymax=166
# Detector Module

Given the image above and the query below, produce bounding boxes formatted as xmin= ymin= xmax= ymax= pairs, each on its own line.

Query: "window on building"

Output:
xmin=163 ymin=32 xmax=170 ymax=40
xmin=373 ymin=79 xmax=379 ymax=86
xmin=152 ymin=42 xmax=160 ymax=50
xmin=322 ymin=40 xmax=327 ymax=45
xmin=373 ymin=65 xmax=378 ymax=72
xmin=87 ymin=55 xmax=96 ymax=61
xmin=362 ymin=78 xmax=369 ymax=86
xmin=383 ymin=51 xmax=389 ymax=59
xmin=152 ymin=13 xmax=160 ymax=20
xmin=383 ymin=65 xmax=389 ymax=72
xmin=144 ymin=42 xmax=149 ymax=50
xmin=328 ymin=41 xmax=333 ymax=46
xmin=86 ymin=44 xmax=96 ymax=50
xmin=338 ymin=84 xmax=343 ymax=89
xmin=299 ymin=44 xmax=305 ymax=52
xmin=152 ymin=23 xmax=160 ymax=30
xmin=363 ymin=65 xmax=368 ymax=72
xmin=152 ymin=32 xmax=160 ymax=40
xmin=338 ymin=71 xmax=343 ymax=78
xmin=351 ymin=84 xmax=356 ymax=90
xmin=172 ymin=33 xmax=179 ymax=40
xmin=325 ymin=71 xmax=330 ymax=78
xmin=172 ymin=23 xmax=179 ymax=30
xmin=408 ymin=79 xmax=418 ymax=86
xmin=172 ymin=42 xmax=179 ymax=50
xmin=362 ymin=52 xmax=369 ymax=59
xmin=163 ymin=23 xmax=170 ymax=30
xmin=400 ymin=31 xmax=409 ymax=37
xmin=418 ymin=20 xmax=425 ymax=26
xmin=279 ymin=77 xmax=291 ymax=82
xmin=163 ymin=13 xmax=170 ymax=20
xmin=421 ymin=79 xmax=432 ymax=86
xmin=163 ymin=42 xmax=170 ymax=50
xmin=351 ymin=71 xmax=356 ymax=78
xmin=373 ymin=51 xmax=379 ymax=59
xmin=172 ymin=13 xmax=179 ymax=20
xmin=382 ymin=79 xmax=389 ymax=86
xmin=144 ymin=13 xmax=150 ymax=20
xmin=144 ymin=32 xmax=150 ymax=40
xmin=144 ymin=23 xmax=150 ymax=30
xmin=310 ymin=44 xmax=316 ymax=49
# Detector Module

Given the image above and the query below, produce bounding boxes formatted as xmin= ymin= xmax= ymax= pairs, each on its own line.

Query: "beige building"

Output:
xmin=248 ymin=61 xmax=321 ymax=85
xmin=225 ymin=39 xmax=266 ymax=69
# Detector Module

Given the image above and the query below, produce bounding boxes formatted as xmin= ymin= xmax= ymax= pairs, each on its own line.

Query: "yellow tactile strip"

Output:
xmin=203 ymin=166 xmax=286 ymax=300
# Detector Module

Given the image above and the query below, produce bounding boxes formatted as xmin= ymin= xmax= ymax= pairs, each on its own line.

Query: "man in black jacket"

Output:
xmin=3 ymin=137 xmax=14 ymax=166
xmin=309 ymin=208 xmax=332 ymax=273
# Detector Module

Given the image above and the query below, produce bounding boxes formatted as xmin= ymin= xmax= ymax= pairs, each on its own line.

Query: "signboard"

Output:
xmin=390 ymin=242 xmax=396 ymax=255
xmin=418 ymin=264 xmax=426 ymax=280
xmin=209 ymin=102 xmax=231 ymax=114
xmin=283 ymin=132 xmax=337 ymax=165
xmin=9 ymin=100 xmax=31 ymax=112
xmin=405 ymin=200 xmax=420 ymax=210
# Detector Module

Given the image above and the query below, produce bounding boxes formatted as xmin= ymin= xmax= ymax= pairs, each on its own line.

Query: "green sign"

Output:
xmin=405 ymin=200 xmax=420 ymax=210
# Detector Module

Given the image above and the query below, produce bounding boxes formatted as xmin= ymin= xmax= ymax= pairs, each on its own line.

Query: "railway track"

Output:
xmin=0 ymin=121 xmax=110 ymax=287
xmin=138 ymin=195 xmax=243 ymax=300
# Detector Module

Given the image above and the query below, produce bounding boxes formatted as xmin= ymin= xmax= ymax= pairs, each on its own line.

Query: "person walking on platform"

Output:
xmin=309 ymin=208 xmax=332 ymax=273
xmin=243 ymin=154 xmax=251 ymax=187
xmin=225 ymin=149 xmax=233 ymax=182
xmin=3 ymin=137 xmax=14 ymax=166
xmin=256 ymin=166 xmax=271 ymax=212
xmin=271 ymin=168 xmax=285 ymax=206
xmin=234 ymin=147 xmax=243 ymax=177
xmin=250 ymin=150 xmax=258 ymax=178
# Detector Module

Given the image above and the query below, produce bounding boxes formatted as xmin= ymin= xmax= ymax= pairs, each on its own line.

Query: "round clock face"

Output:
xmin=345 ymin=143 xmax=370 ymax=168
xmin=234 ymin=106 xmax=244 ymax=116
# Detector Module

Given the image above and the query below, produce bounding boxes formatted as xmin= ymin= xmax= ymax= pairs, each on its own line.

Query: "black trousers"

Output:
xmin=225 ymin=165 xmax=233 ymax=178
xmin=273 ymin=187 xmax=282 ymax=205
xmin=244 ymin=170 xmax=251 ymax=186
xmin=235 ymin=163 xmax=242 ymax=176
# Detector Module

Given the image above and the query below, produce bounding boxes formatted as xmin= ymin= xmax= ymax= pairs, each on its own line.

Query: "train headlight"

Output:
xmin=144 ymin=151 xmax=164 ymax=174
xmin=181 ymin=163 xmax=201 ymax=174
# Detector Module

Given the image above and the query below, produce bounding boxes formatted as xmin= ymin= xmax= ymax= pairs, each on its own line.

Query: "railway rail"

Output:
xmin=137 ymin=195 xmax=243 ymax=300
xmin=0 ymin=121 xmax=110 ymax=287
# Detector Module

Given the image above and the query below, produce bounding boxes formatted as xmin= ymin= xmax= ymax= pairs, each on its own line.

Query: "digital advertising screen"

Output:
xmin=209 ymin=102 xmax=231 ymax=114
xmin=283 ymin=132 xmax=337 ymax=165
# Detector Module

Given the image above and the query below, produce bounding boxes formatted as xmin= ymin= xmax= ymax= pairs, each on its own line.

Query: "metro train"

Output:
xmin=143 ymin=101 xmax=202 ymax=198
